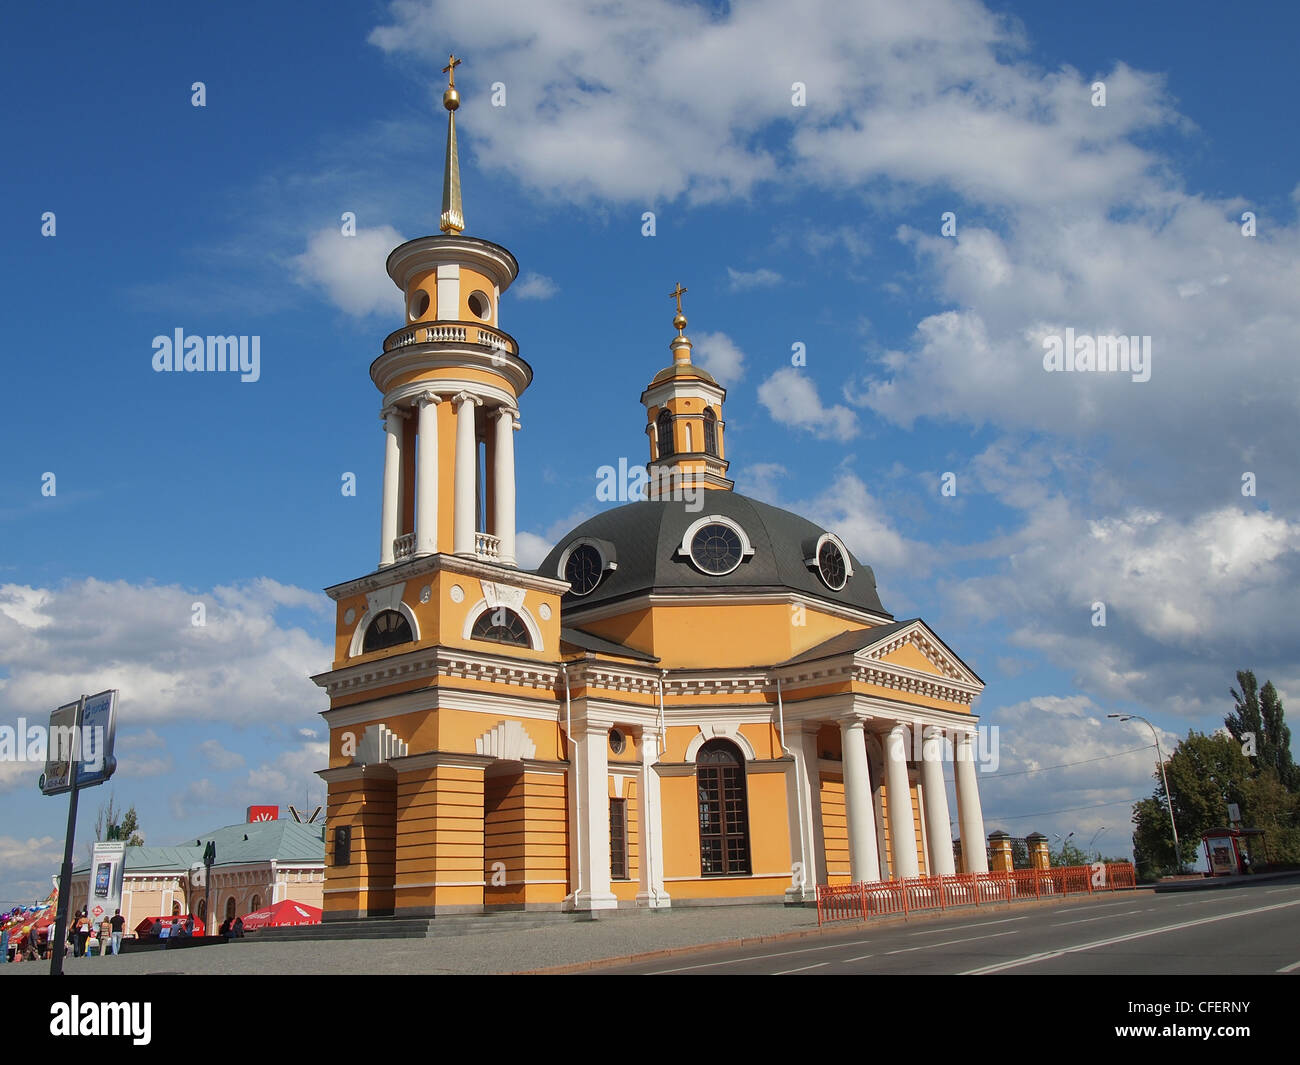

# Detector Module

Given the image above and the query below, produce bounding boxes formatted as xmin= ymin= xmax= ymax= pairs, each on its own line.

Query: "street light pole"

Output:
xmin=1109 ymin=713 xmax=1181 ymax=871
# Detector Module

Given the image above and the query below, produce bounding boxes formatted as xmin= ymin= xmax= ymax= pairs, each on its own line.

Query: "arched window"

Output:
xmin=703 ymin=407 xmax=718 ymax=456
xmin=250 ymin=895 xmax=260 ymax=914
xmin=696 ymin=740 xmax=751 ymax=876
xmin=362 ymin=609 xmax=412 ymax=653
xmin=195 ymin=898 xmax=206 ymax=924
xmin=656 ymin=409 xmax=674 ymax=459
xmin=470 ymin=606 xmax=530 ymax=647
xmin=225 ymin=897 xmax=237 ymax=921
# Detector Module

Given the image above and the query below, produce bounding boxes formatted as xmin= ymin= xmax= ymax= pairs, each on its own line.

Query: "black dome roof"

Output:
xmin=537 ymin=491 xmax=889 ymax=617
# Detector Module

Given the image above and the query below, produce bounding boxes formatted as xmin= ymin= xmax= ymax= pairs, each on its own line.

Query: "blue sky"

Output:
xmin=2 ymin=0 xmax=1298 ymax=903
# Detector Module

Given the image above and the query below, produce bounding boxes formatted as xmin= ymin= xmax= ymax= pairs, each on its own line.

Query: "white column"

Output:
xmin=921 ymin=726 xmax=956 ymax=876
xmin=840 ymin=718 xmax=881 ymax=883
xmin=636 ymin=728 xmax=670 ymax=909
xmin=564 ymin=724 xmax=617 ymax=911
xmin=452 ymin=392 xmax=479 ymax=555
xmin=379 ymin=405 xmax=405 ymax=566
xmin=492 ymin=405 xmax=518 ymax=565
xmin=415 ymin=392 xmax=440 ymax=557
xmin=786 ymin=725 xmax=826 ymax=900
xmin=885 ymin=723 xmax=920 ymax=879
xmin=955 ymin=731 xmax=989 ymax=873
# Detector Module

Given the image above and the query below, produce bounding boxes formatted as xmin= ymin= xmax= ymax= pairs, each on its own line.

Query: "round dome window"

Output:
xmin=408 ymin=288 xmax=430 ymax=321
xmin=467 ymin=290 xmax=491 ymax=321
xmin=563 ymin=543 xmax=603 ymax=596
xmin=689 ymin=522 xmax=744 ymax=576
xmin=817 ymin=539 xmax=848 ymax=591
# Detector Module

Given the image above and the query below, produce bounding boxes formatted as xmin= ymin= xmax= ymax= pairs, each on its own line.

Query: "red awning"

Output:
xmin=134 ymin=915 xmax=205 ymax=937
xmin=238 ymin=899 xmax=322 ymax=930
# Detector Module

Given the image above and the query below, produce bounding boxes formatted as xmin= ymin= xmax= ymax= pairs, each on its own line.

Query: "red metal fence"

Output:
xmin=815 ymin=863 xmax=1137 ymax=926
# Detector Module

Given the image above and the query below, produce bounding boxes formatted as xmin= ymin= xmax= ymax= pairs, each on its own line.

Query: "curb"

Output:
xmin=517 ymin=887 xmax=1150 ymax=974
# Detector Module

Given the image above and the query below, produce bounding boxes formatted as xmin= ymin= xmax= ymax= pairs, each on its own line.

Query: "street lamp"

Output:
xmin=1088 ymin=827 xmax=1107 ymax=856
xmin=202 ymin=841 xmax=215 ymax=933
xmin=1109 ymin=713 xmax=1181 ymax=871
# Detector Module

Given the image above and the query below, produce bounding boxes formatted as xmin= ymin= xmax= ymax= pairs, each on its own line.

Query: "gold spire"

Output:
xmin=439 ymin=53 xmax=465 ymax=235
xmin=669 ymin=281 xmax=692 ymax=362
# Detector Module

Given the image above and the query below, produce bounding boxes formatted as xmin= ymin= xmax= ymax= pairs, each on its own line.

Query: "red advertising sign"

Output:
xmin=246 ymin=805 xmax=278 ymax=822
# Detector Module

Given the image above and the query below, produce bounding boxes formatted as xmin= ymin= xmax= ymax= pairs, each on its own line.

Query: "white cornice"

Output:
xmin=313 ymin=645 xmax=561 ymax=698
xmin=385 ymin=235 xmax=519 ymax=293
xmin=323 ymin=553 xmax=568 ymax=601
xmin=372 ymin=358 xmax=531 ymax=403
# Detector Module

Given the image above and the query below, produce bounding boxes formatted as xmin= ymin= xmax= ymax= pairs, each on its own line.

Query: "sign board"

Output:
xmin=90 ymin=840 xmax=127 ymax=922
xmin=247 ymin=805 xmax=278 ymax=823
xmin=41 ymin=701 xmax=82 ymax=796
xmin=1227 ymin=802 xmax=1241 ymax=825
xmin=76 ymin=690 xmax=118 ymax=788
xmin=41 ymin=691 xmax=119 ymax=795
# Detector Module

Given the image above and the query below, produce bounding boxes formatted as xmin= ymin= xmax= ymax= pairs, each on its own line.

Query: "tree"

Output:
xmin=92 ymin=792 xmax=144 ymax=848
xmin=1130 ymin=731 xmax=1251 ymax=878
xmin=1050 ymin=840 xmax=1091 ymax=868
xmin=1226 ymin=670 xmax=1299 ymax=790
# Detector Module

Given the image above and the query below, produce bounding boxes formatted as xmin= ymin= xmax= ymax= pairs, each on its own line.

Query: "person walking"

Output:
xmin=76 ymin=910 xmax=91 ymax=958
xmin=98 ymin=915 xmax=111 ymax=956
xmin=110 ymin=910 xmax=125 ymax=955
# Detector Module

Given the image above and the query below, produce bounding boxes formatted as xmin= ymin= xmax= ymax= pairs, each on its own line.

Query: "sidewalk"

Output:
xmin=1 ymin=904 xmax=821 ymax=976
xmin=0 ymin=890 xmax=1146 ymax=976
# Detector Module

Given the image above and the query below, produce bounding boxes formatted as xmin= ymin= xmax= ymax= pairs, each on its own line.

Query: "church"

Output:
xmin=314 ymin=56 xmax=990 ymax=918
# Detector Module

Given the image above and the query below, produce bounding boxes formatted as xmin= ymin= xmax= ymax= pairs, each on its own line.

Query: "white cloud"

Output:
xmin=692 ymin=330 xmax=746 ymax=383
xmin=293 ymin=224 xmax=405 ymax=317
xmin=945 ymin=499 xmax=1300 ymax=717
xmin=726 ymin=266 xmax=782 ymax=291
xmin=513 ymin=272 xmax=559 ymax=300
xmin=757 ymin=367 xmax=857 ymax=441
xmin=516 ymin=532 xmax=553 ymax=571
xmin=170 ymin=740 xmax=328 ymax=821
xmin=198 ymin=739 xmax=246 ymax=771
xmin=0 ymin=579 xmax=331 ymax=747
xmin=973 ymin=694 xmax=1174 ymax=854
xmin=789 ymin=470 xmax=931 ymax=579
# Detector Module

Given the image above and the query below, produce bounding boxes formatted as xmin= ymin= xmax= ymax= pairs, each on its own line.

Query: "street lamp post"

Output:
xmin=1088 ymin=827 xmax=1107 ymax=858
xmin=202 ymin=842 xmax=215 ymax=933
xmin=1109 ymin=713 xmax=1181 ymax=871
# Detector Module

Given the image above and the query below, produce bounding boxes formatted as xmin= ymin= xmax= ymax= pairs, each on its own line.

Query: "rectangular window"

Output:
xmin=333 ymin=825 xmax=351 ymax=867
xmin=610 ymin=798 xmax=628 ymax=880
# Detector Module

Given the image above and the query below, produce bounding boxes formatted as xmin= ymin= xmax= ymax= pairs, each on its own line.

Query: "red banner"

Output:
xmin=246 ymin=805 xmax=278 ymax=822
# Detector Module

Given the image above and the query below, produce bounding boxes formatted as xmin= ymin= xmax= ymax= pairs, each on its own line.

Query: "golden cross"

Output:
xmin=669 ymin=282 xmax=687 ymax=316
xmin=442 ymin=53 xmax=462 ymax=88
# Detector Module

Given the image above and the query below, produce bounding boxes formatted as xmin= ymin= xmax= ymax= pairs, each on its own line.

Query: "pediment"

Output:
xmin=859 ymin=621 xmax=981 ymax=687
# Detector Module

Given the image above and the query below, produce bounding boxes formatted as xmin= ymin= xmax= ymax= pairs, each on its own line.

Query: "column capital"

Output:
xmin=494 ymin=404 xmax=521 ymax=429
xmin=451 ymin=391 xmax=482 ymax=410
xmin=415 ymin=391 xmax=442 ymax=408
xmin=380 ymin=404 xmax=410 ymax=422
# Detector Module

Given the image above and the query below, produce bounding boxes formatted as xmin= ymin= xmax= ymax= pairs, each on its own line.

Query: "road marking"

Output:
xmin=1277 ymin=959 xmax=1300 ymax=973
xmin=885 ymin=930 xmax=1018 ymax=955
xmin=649 ymin=938 xmax=873 ymax=974
xmin=772 ymin=961 xmax=829 ymax=975
xmin=962 ymin=897 xmax=1300 ymax=975
xmin=1266 ymin=887 xmax=1300 ymax=894
xmin=843 ymin=953 xmax=875 ymax=962
xmin=910 ymin=916 xmax=1029 ymax=936
xmin=1051 ymin=909 xmax=1144 ymax=927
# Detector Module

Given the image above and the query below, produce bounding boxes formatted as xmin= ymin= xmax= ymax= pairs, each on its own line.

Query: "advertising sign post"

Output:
xmin=42 ymin=690 xmax=119 ymax=976
xmin=47 ymin=696 xmax=85 ymax=978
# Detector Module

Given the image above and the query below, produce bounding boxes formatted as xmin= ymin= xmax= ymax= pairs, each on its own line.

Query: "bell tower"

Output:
xmin=639 ymin=283 xmax=733 ymax=496
xmin=374 ymin=53 xmax=527 ymax=567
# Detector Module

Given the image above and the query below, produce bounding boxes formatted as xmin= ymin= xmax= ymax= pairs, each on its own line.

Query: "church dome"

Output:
xmin=538 ymin=491 xmax=889 ymax=617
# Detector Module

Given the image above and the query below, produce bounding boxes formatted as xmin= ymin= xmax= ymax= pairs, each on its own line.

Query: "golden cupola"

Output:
xmin=639 ymin=283 xmax=733 ymax=497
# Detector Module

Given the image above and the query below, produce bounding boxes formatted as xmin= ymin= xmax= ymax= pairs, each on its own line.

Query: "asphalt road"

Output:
xmin=598 ymin=878 xmax=1300 ymax=975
